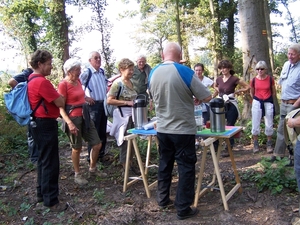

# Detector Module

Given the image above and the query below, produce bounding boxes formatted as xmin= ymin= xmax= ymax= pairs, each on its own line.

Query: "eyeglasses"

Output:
xmin=256 ymin=68 xmax=265 ymax=71
xmin=93 ymin=56 xmax=101 ymax=60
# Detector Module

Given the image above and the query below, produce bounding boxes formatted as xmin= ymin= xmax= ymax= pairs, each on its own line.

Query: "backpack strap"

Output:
xmin=28 ymin=76 xmax=48 ymax=117
xmin=84 ymin=68 xmax=93 ymax=92
xmin=252 ymin=77 xmax=256 ymax=96
xmin=116 ymin=82 xmax=124 ymax=117
xmin=269 ymin=75 xmax=272 ymax=94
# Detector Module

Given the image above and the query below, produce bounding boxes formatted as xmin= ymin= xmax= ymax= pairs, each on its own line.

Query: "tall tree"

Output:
xmin=239 ymin=0 xmax=271 ymax=120
xmin=0 ymin=0 xmax=70 ymax=78
xmin=72 ymin=0 xmax=115 ymax=76
xmin=279 ymin=0 xmax=299 ymax=43
xmin=0 ymin=0 xmax=44 ymax=56
xmin=136 ymin=0 xmax=197 ymax=67
xmin=133 ymin=11 xmax=176 ymax=65
xmin=48 ymin=0 xmax=70 ymax=77
xmin=90 ymin=0 xmax=115 ymax=76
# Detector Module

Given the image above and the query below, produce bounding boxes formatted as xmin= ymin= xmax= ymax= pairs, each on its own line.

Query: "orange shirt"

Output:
xmin=58 ymin=80 xmax=85 ymax=117
xmin=250 ymin=75 xmax=274 ymax=100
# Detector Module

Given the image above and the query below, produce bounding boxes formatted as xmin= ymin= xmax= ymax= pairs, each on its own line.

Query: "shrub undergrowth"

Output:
xmin=241 ymin=157 xmax=297 ymax=194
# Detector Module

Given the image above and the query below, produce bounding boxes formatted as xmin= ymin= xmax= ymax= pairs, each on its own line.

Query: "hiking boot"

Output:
xmin=253 ymin=140 xmax=259 ymax=153
xmin=48 ymin=202 xmax=68 ymax=212
xmin=74 ymin=174 xmax=88 ymax=185
xmin=266 ymin=140 xmax=273 ymax=153
xmin=37 ymin=197 xmax=43 ymax=203
xmin=268 ymin=155 xmax=284 ymax=162
xmin=177 ymin=207 xmax=199 ymax=220
xmin=159 ymin=199 xmax=174 ymax=209
xmin=88 ymin=170 xmax=107 ymax=179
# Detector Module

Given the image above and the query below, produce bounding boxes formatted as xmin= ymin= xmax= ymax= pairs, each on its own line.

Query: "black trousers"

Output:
xmin=31 ymin=118 xmax=59 ymax=207
xmin=225 ymin=103 xmax=238 ymax=147
xmin=156 ymin=132 xmax=196 ymax=214
xmin=87 ymin=102 xmax=107 ymax=158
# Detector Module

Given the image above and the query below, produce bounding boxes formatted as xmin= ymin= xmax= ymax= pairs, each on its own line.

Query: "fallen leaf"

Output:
xmin=61 ymin=175 xmax=67 ymax=180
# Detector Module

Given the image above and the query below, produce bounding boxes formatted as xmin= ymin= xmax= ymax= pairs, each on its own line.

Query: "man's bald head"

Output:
xmin=162 ymin=42 xmax=182 ymax=63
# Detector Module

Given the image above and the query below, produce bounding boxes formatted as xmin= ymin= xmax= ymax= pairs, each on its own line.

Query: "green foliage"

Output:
xmin=20 ymin=202 xmax=31 ymax=212
xmin=274 ymin=50 xmax=288 ymax=75
xmin=24 ymin=217 xmax=35 ymax=225
xmin=136 ymin=136 xmax=158 ymax=160
xmin=0 ymin=83 xmax=28 ymax=154
xmin=0 ymin=200 xmax=17 ymax=216
xmin=0 ymin=0 xmax=44 ymax=55
xmin=241 ymin=157 xmax=297 ymax=195
xmin=93 ymin=188 xmax=105 ymax=204
xmin=77 ymin=0 xmax=115 ymax=77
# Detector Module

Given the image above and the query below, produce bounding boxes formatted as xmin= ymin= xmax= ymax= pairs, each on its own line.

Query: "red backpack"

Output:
xmin=107 ymin=74 xmax=121 ymax=93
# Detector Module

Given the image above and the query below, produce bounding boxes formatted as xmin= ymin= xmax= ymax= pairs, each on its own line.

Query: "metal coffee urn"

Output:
xmin=209 ymin=98 xmax=226 ymax=133
xmin=133 ymin=94 xmax=148 ymax=130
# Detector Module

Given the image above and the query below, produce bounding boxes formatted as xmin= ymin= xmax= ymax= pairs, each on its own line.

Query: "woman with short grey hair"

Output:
xmin=250 ymin=60 xmax=276 ymax=153
xmin=58 ymin=58 xmax=106 ymax=185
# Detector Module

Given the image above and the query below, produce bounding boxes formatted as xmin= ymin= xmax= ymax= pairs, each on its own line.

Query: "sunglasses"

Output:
xmin=256 ymin=68 xmax=265 ymax=71
xmin=93 ymin=56 xmax=101 ymax=60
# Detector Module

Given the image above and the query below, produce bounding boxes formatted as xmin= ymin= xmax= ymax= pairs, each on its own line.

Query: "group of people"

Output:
xmin=7 ymin=50 xmax=152 ymax=212
xmin=193 ymin=44 xmax=300 ymax=162
xmin=7 ymin=42 xmax=300 ymax=219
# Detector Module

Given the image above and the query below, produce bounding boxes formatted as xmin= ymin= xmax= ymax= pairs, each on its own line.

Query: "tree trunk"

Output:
xmin=264 ymin=0 xmax=279 ymax=115
xmin=209 ymin=0 xmax=221 ymax=78
xmin=51 ymin=0 xmax=70 ymax=77
xmin=239 ymin=0 xmax=271 ymax=121
xmin=175 ymin=0 xmax=182 ymax=48
xmin=226 ymin=0 xmax=236 ymax=60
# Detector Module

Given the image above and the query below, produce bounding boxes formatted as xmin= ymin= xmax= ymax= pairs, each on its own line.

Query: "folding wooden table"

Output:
xmin=123 ymin=126 xmax=243 ymax=209
xmin=193 ymin=126 xmax=243 ymax=210
xmin=123 ymin=129 xmax=158 ymax=198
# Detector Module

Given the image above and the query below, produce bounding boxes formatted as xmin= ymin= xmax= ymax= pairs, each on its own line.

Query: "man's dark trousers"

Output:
xmin=87 ymin=102 xmax=107 ymax=159
xmin=156 ymin=132 xmax=196 ymax=214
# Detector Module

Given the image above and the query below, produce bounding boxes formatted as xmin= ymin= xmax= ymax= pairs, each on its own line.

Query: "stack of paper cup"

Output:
xmin=143 ymin=121 xmax=157 ymax=130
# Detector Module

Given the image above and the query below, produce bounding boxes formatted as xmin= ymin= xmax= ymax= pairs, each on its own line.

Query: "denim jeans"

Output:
xmin=156 ymin=132 xmax=196 ymax=214
xmin=87 ymin=102 xmax=107 ymax=158
xmin=31 ymin=118 xmax=59 ymax=207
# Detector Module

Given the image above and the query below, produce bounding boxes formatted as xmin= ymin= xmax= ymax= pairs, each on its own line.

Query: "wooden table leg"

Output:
xmin=194 ymin=137 xmax=216 ymax=207
xmin=210 ymin=138 xmax=229 ymax=211
xmin=122 ymin=134 xmax=159 ymax=198
xmin=193 ymin=145 xmax=207 ymax=207
xmin=132 ymin=138 xmax=151 ymax=198
xmin=123 ymin=137 xmax=133 ymax=193
xmin=225 ymin=138 xmax=242 ymax=194
xmin=145 ymin=136 xmax=152 ymax=176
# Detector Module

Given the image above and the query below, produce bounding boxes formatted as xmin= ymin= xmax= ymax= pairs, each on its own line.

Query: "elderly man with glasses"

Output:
xmin=80 ymin=51 xmax=108 ymax=166
xmin=270 ymin=43 xmax=300 ymax=163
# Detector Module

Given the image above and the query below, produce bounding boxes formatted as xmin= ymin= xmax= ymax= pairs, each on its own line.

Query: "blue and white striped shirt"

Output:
xmin=80 ymin=66 xmax=107 ymax=101
xmin=279 ymin=61 xmax=300 ymax=100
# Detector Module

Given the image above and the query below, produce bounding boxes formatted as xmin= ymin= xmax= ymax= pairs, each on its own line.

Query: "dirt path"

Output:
xmin=1 ymin=139 xmax=300 ymax=224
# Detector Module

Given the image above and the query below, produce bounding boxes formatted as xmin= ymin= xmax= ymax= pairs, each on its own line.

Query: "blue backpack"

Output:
xmin=4 ymin=76 xmax=43 ymax=126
